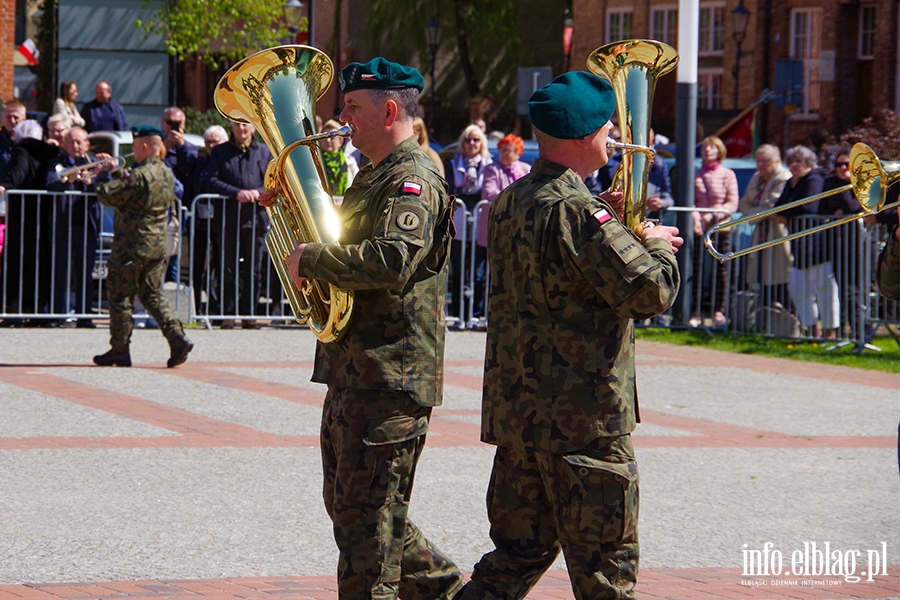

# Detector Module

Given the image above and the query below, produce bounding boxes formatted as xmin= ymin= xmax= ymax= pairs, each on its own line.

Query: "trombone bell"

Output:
xmin=703 ymin=142 xmax=900 ymax=261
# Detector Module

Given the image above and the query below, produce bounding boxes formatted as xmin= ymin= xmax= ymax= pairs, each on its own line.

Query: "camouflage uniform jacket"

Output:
xmin=877 ymin=227 xmax=899 ymax=301
xmin=482 ymin=159 xmax=680 ymax=454
xmin=297 ymin=136 xmax=454 ymax=407
xmin=96 ymin=156 xmax=175 ymax=263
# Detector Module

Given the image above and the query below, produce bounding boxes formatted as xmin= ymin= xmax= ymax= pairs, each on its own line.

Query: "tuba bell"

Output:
xmin=587 ymin=40 xmax=679 ymax=235
xmin=214 ymin=45 xmax=353 ymax=343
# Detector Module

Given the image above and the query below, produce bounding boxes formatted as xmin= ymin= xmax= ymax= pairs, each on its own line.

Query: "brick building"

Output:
xmin=571 ymin=0 xmax=900 ymax=153
xmin=1 ymin=0 xmax=15 ymax=102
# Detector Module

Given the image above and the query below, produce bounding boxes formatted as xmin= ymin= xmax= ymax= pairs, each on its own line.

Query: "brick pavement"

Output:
xmin=0 ymin=336 xmax=897 ymax=599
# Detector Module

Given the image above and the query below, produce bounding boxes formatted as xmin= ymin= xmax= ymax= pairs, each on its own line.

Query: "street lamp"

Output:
xmin=731 ymin=0 xmax=751 ymax=110
xmin=425 ymin=17 xmax=440 ymax=130
xmin=283 ymin=0 xmax=305 ymax=43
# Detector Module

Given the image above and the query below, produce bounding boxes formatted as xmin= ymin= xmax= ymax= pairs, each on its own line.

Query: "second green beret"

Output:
xmin=528 ymin=71 xmax=616 ymax=140
xmin=131 ymin=125 xmax=164 ymax=139
xmin=338 ymin=57 xmax=425 ymax=94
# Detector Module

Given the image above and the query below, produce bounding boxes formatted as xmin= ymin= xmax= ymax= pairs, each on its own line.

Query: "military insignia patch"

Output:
xmin=361 ymin=73 xmax=377 ymax=81
xmin=396 ymin=210 xmax=421 ymax=231
xmin=402 ymin=181 xmax=422 ymax=195
xmin=387 ymin=204 xmax=426 ymax=238
xmin=593 ymin=208 xmax=612 ymax=224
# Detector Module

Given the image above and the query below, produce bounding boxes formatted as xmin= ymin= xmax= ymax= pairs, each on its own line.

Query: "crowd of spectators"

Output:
xmin=0 ymin=88 xmax=897 ymax=337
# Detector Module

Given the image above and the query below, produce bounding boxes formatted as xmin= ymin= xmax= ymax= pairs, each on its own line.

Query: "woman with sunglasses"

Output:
xmin=820 ymin=149 xmax=864 ymax=337
xmin=445 ymin=124 xmax=493 ymax=326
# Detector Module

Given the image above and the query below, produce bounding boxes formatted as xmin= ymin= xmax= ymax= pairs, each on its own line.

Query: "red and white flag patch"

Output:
xmin=593 ymin=208 xmax=612 ymax=224
xmin=402 ymin=181 xmax=422 ymax=195
xmin=360 ymin=73 xmax=377 ymax=81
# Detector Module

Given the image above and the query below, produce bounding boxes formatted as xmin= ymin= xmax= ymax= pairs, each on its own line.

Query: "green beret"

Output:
xmin=131 ymin=125 xmax=164 ymax=139
xmin=528 ymin=71 xmax=616 ymax=140
xmin=338 ymin=57 xmax=424 ymax=94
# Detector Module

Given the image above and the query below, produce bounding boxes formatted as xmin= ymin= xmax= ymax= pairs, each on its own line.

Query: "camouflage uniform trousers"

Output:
xmin=320 ymin=386 xmax=463 ymax=600
xmin=458 ymin=435 xmax=639 ymax=600
xmin=106 ymin=255 xmax=184 ymax=352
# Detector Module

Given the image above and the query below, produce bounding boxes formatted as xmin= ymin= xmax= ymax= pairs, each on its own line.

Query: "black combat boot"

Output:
xmin=93 ymin=348 xmax=132 ymax=367
xmin=167 ymin=333 xmax=194 ymax=368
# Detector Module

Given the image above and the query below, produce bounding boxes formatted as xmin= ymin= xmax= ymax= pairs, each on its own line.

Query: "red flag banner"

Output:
xmin=715 ymin=106 xmax=756 ymax=158
xmin=17 ymin=39 xmax=39 ymax=66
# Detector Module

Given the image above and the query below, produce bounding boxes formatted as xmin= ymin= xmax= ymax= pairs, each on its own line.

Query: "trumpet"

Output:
xmin=55 ymin=153 xmax=131 ymax=183
xmin=704 ymin=142 xmax=900 ymax=261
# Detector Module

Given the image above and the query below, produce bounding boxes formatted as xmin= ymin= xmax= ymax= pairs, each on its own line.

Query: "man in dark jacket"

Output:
xmin=45 ymin=126 xmax=103 ymax=327
xmin=0 ymin=100 xmax=27 ymax=179
xmin=206 ymin=120 xmax=272 ymax=328
xmin=81 ymin=82 xmax=128 ymax=133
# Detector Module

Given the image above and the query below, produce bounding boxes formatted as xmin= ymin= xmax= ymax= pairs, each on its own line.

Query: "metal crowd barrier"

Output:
xmin=0 ymin=189 xmax=189 ymax=326
xmin=449 ymin=200 xmax=899 ymax=351
xmin=3 ymin=189 xmax=897 ymax=352
xmin=188 ymin=194 xmax=294 ymax=327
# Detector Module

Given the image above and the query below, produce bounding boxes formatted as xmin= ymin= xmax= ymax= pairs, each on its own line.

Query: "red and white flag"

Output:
xmin=714 ymin=105 xmax=757 ymax=159
xmin=18 ymin=39 xmax=39 ymax=66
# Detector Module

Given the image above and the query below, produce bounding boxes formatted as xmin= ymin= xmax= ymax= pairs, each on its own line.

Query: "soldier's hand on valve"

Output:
xmin=257 ymin=185 xmax=282 ymax=208
xmin=286 ymin=240 xmax=308 ymax=290
xmin=642 ymin=224 xmax=683 ymax=254
xmin=598 ymin=188 xmax=625 ymax=220
xmin=93 ymin=153 xmax=115 ymax=173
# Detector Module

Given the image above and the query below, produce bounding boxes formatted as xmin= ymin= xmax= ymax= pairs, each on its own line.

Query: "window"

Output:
xmin=790 ymin=8 xmax=823 ymax=115
xmin=698 ymin=70 xmax=723 ymax=109
xmin=699 ymin=4 xmax=725 ymax=54
xmin=858 ymin=5 xmax=876 ymax=59
xmin=651 ymin=7 xmax=679 ymax=46
xmin=607 ymin=9 xmax=634 ymax=43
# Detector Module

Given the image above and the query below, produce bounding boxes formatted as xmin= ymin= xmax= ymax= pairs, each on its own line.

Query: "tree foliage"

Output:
xmin=365 ymin=0 xmax=521 ymax=100
xmin=137 ymin=0 xmax=305 ymax=68
xmin=840 ymin=109 xmax=900 ymax=161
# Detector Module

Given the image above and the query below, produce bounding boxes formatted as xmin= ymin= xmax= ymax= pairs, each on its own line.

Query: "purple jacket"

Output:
xmin=475 ymin=160 xmax=531 ymax=246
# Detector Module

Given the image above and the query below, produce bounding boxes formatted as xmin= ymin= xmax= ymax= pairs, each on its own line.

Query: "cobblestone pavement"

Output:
xmin=0 ymin=325 xmax=897 ymax=599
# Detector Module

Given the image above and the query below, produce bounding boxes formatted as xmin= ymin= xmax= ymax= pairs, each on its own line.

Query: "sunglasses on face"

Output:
xmin=465 ymin=138 xmax=481 ymax=143
xmin=835 ymin=161 xmax=849 ymax=168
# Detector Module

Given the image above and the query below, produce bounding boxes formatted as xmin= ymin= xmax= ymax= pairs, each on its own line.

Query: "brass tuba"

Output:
xmin=214 ymin=45 xmax=353 ymax=343
xmin=587 ymin=40 xmax=679 ymax=234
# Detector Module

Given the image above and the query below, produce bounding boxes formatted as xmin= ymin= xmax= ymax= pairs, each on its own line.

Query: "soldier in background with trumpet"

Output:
xmin=260 ymin=58 xmax=462 ymax=600
xmin=92 ymin=125 xmax=193 ymax=368
xmin=455 ymin=72 xmax=682 ymax=600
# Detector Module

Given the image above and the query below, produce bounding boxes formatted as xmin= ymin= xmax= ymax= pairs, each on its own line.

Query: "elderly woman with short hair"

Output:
xmin=739 ymin=143 xmax=793 ymax=308
xmin=445 ymin=123 xmax=493 ymax=326
xmin=692 ymin=135 xmax=739 ymax=327
xmin=775 ymin=145 xmax=837 ymax=339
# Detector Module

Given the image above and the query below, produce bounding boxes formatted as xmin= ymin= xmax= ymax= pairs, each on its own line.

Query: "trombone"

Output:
xmin=55 ymin=153 xmax=132 ymax=183
xmin=704 ymin=142 xmax=900 ymax=261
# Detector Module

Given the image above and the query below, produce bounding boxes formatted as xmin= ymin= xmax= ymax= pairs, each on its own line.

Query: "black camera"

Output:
xmin=165 ymin=119 xmax=182 ymax=131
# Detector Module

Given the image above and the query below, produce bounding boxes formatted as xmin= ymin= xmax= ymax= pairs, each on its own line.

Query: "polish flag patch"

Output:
xmin=402 ymin=181 xmax=422 ymax=195
xmin=361 ymin=73 xmax=377 ymax=81
xmin=593 ymin=208 xmax=612 ymax=224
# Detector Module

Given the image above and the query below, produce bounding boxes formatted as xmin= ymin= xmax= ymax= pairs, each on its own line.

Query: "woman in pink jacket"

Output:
xmin=692 ymin=136 xmax=739 ymax=327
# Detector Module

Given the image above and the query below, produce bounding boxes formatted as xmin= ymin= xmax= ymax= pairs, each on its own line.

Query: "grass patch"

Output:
xmin=635 ymin=326 xmax=900 ymax=373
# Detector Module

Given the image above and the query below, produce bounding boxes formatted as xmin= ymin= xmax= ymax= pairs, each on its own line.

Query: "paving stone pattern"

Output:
xmin=0 ymin=327 xmax=897 ymax=599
